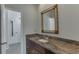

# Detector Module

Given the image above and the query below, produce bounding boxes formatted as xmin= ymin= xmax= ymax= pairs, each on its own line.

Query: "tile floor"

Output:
xmin=6 ymin=43 xmax=21 ymax=54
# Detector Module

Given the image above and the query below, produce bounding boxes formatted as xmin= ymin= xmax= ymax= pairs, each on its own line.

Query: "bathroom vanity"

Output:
xmin=26 ymin=34 xmax=79 ymax=54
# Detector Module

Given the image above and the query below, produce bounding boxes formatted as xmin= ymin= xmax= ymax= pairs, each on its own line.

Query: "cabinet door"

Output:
xmin=27 ymin=39 xmax=46 ymax=54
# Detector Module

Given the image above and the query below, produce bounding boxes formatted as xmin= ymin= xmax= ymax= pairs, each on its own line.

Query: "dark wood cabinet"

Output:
xmin=26 ymin=38 xmax=55 ymax=54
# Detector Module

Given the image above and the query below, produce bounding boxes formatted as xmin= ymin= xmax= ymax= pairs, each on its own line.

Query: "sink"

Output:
xmin=38 ymin=39 xmax=49 ymax=43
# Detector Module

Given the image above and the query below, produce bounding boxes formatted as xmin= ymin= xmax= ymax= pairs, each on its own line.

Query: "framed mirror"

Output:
xmin=41 ymin=5 xmax=59 ymax=34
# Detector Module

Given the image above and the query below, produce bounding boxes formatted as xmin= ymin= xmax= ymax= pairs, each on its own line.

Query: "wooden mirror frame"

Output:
xmin=41 ymin=5 xmax=59 ymax=34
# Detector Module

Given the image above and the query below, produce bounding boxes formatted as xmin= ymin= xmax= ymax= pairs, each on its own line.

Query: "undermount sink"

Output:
xmin=38 ymin=39 xmax=49 ymax=43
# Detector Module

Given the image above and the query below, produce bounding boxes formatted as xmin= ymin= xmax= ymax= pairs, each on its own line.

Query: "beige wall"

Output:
xmin=38 ymin=4 xmax=79 ymax=41
xmin=39 ymin=4 xmax=54 ymax=12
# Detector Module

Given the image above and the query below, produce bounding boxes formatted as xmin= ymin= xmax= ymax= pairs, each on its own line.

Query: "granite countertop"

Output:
xmin=26 ymin=34 xmax=79 ymax=54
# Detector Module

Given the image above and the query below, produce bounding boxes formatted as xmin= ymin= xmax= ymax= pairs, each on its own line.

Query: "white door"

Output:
xmin=7 ymin=10 xmax=21 ymax=45
xmin=12 ymin=11 xmax=21 ymax=44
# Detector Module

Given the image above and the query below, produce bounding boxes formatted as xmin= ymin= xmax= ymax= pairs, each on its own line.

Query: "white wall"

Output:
xmin=38 ymin=4 xmax=79 ymax=41
xmin=5 ymin=4 xmax=39 ymax=53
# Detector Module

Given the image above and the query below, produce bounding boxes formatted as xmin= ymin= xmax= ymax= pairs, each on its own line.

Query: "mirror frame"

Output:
xmin=41 ymin=4 xmax=59 ymax=34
